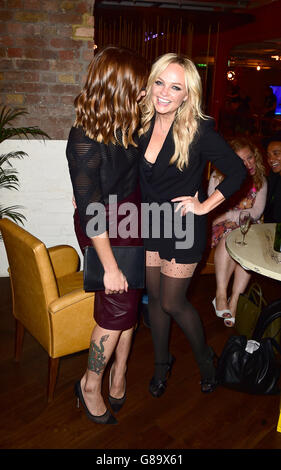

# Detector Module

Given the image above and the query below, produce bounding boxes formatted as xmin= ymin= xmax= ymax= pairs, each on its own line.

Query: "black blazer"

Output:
xmin=140 ymin=117 xmax=246 ymax=204
xmin=139 ymin=117 xmax=247 ymax=263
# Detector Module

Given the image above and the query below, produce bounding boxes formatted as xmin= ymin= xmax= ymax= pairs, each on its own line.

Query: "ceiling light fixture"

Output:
xmin=227 ymin=70 xmax=235 ymax=80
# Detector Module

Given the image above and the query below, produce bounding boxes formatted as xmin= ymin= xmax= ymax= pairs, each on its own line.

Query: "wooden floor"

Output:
xmin=1 ymin=271 xmax=281 ymax=450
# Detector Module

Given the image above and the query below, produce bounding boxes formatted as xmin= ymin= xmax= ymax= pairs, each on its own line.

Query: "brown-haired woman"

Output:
xmin=208 ymin=136 xmax=267 ymax=327
xmin=66 ymin=46 xmax=147 ymax=424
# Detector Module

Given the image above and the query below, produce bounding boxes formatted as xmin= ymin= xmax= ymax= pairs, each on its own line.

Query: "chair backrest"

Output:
xmin=0 ymin=218 xmax=59 ymax=353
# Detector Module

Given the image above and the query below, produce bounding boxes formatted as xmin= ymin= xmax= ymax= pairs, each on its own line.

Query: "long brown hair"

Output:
xmin=74 ymin=46 xmax=147 ymax=148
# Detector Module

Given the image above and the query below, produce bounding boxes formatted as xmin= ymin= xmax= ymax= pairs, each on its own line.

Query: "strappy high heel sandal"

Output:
xmin=75 ymin=381 xmax=117 ymax=424
xmin=108 ymin=366 xmax=126 ymax=413
xmin=199 ymin=347 xmax=218 ymax=394
xmin=149 ymin=355 xmax=175 ymax=398
xmin=212 ymin=298 xmax=232 ymax=319
xmin=224 ymin=316 xmax=235 ymax=327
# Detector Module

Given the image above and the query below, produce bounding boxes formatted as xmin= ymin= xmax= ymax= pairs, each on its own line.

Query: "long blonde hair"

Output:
xmin=139 ymin=53 xmax=206 ymax=170
xmin=213 ymin=137 xmax=266 ymax=190
xmin=74 ymin=46 xmax=147 ymax=148
xmin=230 ymin=137 xmax=265 ymax=190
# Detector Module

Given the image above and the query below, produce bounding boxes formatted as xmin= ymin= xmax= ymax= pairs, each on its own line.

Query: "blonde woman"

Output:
xmin=66 ymin=46 xmax=146 ymax=424
xmin=208 ymin=137 xmax=267 ymax=327
xmin=139 ymin=53 xmax=246 ymax=395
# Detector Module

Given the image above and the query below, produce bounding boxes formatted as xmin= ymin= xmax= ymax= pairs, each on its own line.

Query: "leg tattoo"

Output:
xmin=88 ymin=334 xmax=109 ymax=375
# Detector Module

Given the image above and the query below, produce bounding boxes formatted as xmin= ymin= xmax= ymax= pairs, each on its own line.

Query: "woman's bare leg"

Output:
xmin=214 ymin=237 xmax=236 ymax=311
xmin=228 ymin=263 xmax=251 ymax=317
xmin=109 ymin=327 xmax=134 ymax=399
xmin=80 ymin=324 xmax=121 ymax=416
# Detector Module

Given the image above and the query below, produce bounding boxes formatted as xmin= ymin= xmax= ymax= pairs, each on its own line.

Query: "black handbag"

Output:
xmin=83 ymin=245 xmax=145 ymax=292
xmin=216 ymin=299 xmax=281 ymax=395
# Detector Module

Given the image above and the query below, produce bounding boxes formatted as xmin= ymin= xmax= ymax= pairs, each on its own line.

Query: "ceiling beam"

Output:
xmin=95 ymin=0 xmax=252 ymax=10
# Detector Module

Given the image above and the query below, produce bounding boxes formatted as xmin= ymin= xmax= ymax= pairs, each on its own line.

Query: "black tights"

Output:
xmin=146 ymin=266 xmax=213 ymax=381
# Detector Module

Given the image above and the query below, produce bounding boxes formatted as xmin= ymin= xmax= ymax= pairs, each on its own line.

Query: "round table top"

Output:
xmin=225 ymin=223 xmax=281 ymax=282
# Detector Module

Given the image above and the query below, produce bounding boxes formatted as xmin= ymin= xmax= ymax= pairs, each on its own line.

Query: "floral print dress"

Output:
xmin=207 ymin=171 xmax=267 ymax=248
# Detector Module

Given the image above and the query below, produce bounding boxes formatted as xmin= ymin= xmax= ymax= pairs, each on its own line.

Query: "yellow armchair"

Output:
xmin=0 ymin=218 xmax=95 ymax=402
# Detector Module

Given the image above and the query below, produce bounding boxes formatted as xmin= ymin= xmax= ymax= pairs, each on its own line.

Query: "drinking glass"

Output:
xmin=236 ymin=210 xmax=251 ymax=246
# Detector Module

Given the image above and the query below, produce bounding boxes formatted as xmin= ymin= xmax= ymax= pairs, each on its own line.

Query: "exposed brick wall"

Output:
xmin=0 ymin=0 xmax=95 ymax=139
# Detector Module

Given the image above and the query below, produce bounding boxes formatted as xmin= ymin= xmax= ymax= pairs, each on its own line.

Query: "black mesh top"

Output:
xmin=66 ymin=126 xmax=140 ymax=236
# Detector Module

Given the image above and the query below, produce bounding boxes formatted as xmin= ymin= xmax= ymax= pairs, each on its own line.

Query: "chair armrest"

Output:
xmin=48 ymin=288 xmax=94 ymax=314
xmin=48 ymin=245 xmax=80 ymax=278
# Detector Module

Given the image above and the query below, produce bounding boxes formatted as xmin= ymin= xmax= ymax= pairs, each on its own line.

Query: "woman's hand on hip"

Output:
xmin=172 ymin=192 xmax=204 ymax=216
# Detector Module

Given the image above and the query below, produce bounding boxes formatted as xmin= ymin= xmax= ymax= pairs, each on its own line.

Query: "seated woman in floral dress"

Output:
xmin=208 ymin=137 xmax=267 ymax=327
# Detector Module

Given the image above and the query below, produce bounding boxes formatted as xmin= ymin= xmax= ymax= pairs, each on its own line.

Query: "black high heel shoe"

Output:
xmin=108 ymin=366 xmax=126 ymax=413
xmin=75 ymin=381 xmax=117 ymax=424
xmin=199 ymin=347 xmax=218 ymax=394
xmin=149 ymin=355 xmax=175 ymax=398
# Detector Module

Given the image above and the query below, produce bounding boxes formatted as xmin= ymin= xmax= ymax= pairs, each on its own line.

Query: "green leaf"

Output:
xmin=0 ymin=126 xmax=49 ymax=143
xmin=0 ymin=172 xmax=20 ymax=190
xmin=0 ymin=105 xmax=50 ymax=143
xmin=0 ymin=205 xmax=26 ymax=224
xmin=0 ymin=151 xmax=27 ymax=167
xmin=0 ymin=105 xmax=50 ymax=231
xmin=0 ymin=106 xmax=28 ymax=130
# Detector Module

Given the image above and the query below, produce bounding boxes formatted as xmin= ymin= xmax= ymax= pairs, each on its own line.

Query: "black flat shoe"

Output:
xmin=149 ymin=355 xmax=175 ymax=398
xmin=108 ymin=367 xmax=126 ymax=413
xmin=75 ymin=381 xmax=117 ymax=424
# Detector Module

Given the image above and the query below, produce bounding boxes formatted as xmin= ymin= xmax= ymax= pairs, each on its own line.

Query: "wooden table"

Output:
xmin=226 ymin=223 xmax=281 ymax=432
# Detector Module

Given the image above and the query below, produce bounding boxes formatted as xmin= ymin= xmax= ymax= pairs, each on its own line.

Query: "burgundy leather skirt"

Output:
xmin=74 ymin=189 xmax=143 ymax=331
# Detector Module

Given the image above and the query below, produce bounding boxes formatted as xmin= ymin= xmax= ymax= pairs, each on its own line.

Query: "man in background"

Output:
xmin=264 ymin=133 xmax=281 ymax=222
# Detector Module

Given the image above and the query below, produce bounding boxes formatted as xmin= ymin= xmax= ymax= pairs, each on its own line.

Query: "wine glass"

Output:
xmin=236 ymin=210 xmax=251 ymax=246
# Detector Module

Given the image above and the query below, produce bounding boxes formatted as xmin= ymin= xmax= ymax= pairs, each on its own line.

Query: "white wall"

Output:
xmin=0 ymin=139 xmax=83 ymax=277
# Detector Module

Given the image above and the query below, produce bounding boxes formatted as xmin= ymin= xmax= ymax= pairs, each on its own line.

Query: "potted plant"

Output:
xmin=0 ymin=106 xmax=49 ymax=227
